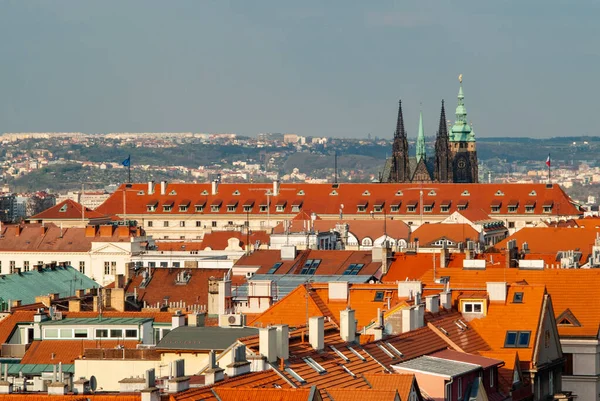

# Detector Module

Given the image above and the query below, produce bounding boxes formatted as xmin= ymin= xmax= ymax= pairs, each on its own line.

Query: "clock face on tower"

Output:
xmin=458 ymin=159 xmax=466 ymax=169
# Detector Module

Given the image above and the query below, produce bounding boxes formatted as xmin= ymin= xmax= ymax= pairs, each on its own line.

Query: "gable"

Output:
xmin=90 ymin=242 xmax=132 ymax=254
xmin=556 ymin=308 xmax=581 ymax=327
xmin=411 ymin=159 xmax=432 ymax=183
xmin=534 ymin=294 xmax=563 ymax=366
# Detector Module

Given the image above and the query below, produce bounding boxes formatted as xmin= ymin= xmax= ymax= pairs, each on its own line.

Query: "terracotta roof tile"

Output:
xmin=362 ymin=373 xmax=416 ymax=400
xmin=0 ymin=311 xmax=37 ymax=344
xmin=410 ymin=223 xmax=480 ymax=246
xmin=200 ymin=231 xmax=270 ymax=250
xmin=95 ymin=183 xmax=581 ymax=218
xmin=30 ymin=199 xmax=106 ymax=220
xmin=326 ymin=389 xmax=398 ymax=401
xmin=20 ymin=340 xmax=140 ymax=364
xmin=425 ymin=310 xmax=490 ymax=353
xmin=213 ymin=387 xmax=313 ymax=401
xmin=0 ymin=395 xmax=139 ymax=401
xmin=272 ymin=219 xmax=410 ymax=243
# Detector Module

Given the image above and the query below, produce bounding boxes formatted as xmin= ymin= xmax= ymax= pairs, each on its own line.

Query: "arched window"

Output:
xmin=362 ymin=237 xmax=373 ymax=247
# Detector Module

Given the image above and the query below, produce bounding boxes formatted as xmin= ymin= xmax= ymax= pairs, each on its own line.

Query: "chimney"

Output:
xmin=0 ymin=364 xmax=13 ymax=394
xmin=211 ymin=180 xmax=219 ymax=195
xmin=73 ymin=378 xmax=90 ymax=395
xmin=413 ymin=303 xmax=424 ymax=330
xmin=487 ymin=282 xmax=507 ymax=303
xmin=275 ymin=325 xmax=289 ymax=361
xmin=167 ymin=360 xmax=190 ymax=393
xmin=10 ymin=300 xmax=21 ymax=308
xmin=171 ymin=311 xmax=186 ymax=330
xmin=204 ymin=350 xmax=225 ymax=385
xmin=259 ymin=327 xmax=277 ymax=363
xmin=85 ymin=226 xmax=97 ymax=237
xmin=15 ymin=226 xmax=21 ymax=237
xmin=425 ymin=295 xmax=439 ymax=314
xmin=440 ymin=290 xmax=452 ymax=310
xmin=41 ymin=226 xmax=47 ymax=235
xmin=398 ymin=281 xmax=422 ymax=299
xmin=140 ymin=369 xmax=159 ymax=401
xmin=309 ymin=316 xmax=324 ymax=351
xmin=273 ymin=180 xmax=280 ymax=196
xmin=225 ymin=345 xmax=251 ymax=378
xmin=280 ymin=244 xmax=296 ymax=261
xmin=217 ymin=276 xmax=232 ymax=317
xmin=68 ymin=299 xmax=81 ymax=312
xmin=328 ymin=282 xmax=348 ymax=302
xmin=340 ymin=309 xmax=356 ymax=343
xmin=440 ymin=244 xmax=449 ymax=268
xmin=401 ymin=307 xmax=412 ymax=333
xmin=147 ymin=181 xmax=155 ymax=195
xmin=160 ymin=181 xmax=167 ymax=196
xmin=188 ymin=312 xmax=206 ymax=327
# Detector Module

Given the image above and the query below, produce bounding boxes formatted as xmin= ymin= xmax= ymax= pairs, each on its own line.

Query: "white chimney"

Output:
xmin=147 ymin=181 xmax=155 ymax=195
xmin=217 ymin=278 xmax=232 ymax=317
xmin=259 ymin=327 xmax=277 ymax=363
xmin=340 ymin=309 xmax=356 ymax=343
xmin=280 ymin=244 xmax=296 ymax=261
xmin=414 ymin=303 xmax=424 ymax=330
xmin=398 ymin=281 xmax=422 ymax=299
xmin=328 ymin=282 xmax=348 ymax=302
xmin=273 ymin=180 xmax=280 ymax=196
xmin=401 ymin=307 xmax=412 ymax=333
xmin=211 ymin=180 xmax=219 ymax=195
xmin=309 ymin=316 xmax=324 ymax=351
xmin=440 ymin=291 xmax=452 ymax=310
xmin=160 ymin=181 xmax=167 ymax=195
xmin=487 ymin=282 xmax=507 ymax=303
xmin=425 ymin=295 xmax=440 ymax=314
xmin=171 ymin=311 xmax=185 ymax=330
xmin=275 ymin=325 xmax=289 ymax=361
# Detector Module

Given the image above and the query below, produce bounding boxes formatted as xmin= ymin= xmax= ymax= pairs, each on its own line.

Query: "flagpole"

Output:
xmin=548 ymin=153 xmax=551 ymax=184
xmin=128 ymin=155 xmax=131 ymax=183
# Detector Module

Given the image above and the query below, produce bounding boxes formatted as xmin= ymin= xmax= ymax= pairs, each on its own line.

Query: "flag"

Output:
xmin=122 ymin=155 xmax=131 ymax=167
xmin=545 ymin=154 xmax=551 ymax=168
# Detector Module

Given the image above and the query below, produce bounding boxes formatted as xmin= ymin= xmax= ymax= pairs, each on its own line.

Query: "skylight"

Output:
xmin=303 ymin=357 xmax=326 ymax=374
xmin=377 ymin=344 xmax=396 ymax=359
xmin=385 ymin=342 xmax=404 ymax=358
xmin=330 ymin=345 xmax=350 ymax=362
xmin=285 ymin=367 xmax=306 ymax=384
xmin=300 ymin=259 xmax=321 ymax=275
xmin=347 ymin=346 xmax=366 ymax=361
xmin=342 ymin=365 xmax=356 ymax=378
xmin=373 ymin=291 xmax=385 ymax=302
xmin=513 ymin=292 xmax=524 ymax=303
xmin=343 ymin=263 xmax=364 ymax=275
xmin=267 ymin=262 xmax=283 ymax=274
xmin=504 ymin=331 xmax=531 ymax=348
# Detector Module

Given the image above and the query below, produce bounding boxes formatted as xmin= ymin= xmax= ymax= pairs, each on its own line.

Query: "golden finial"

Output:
xmin=458 ymin=74 xmax=463 ymax=84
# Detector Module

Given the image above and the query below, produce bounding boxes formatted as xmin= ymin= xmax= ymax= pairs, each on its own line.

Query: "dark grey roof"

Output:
xmin=233 ymin=274 xmax=370 ymax=300
xmin=392 ymin=355 xmax=480 ymax=378
xmin=156 ymin=326 xmax=258 ymax=351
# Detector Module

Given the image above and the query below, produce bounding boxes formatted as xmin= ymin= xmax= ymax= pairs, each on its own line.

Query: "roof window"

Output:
xmin=513 ymin=292 xmax=524 ymax=303
xmin=303 ymin=357 xmax=326 ymax=374
xmin=362 ymin=190 xmax=370 ymax=196
xmin=461 ymin=190 xmax=470 ymax=196
xmin=343 ymin=263 xmax=364 ymax=275
xmin=504 ymin=330 xmax=531 ymax=348
xmin=267 ymin=262 xmax=283 ymax=274
xmin=330 ymin=190 xmax=338 ymax=196
xmin=59 ymin=204 xmax=68 ymax=213
xmin=330 ymin=345 xmax=350 ymax=362
xmin=395 ymin=190 xmax=403 ymax=196
xmin=300 ymin=259 xmax=321 ymax=275
xmin=374 ymin=291 xmax=384 ymax=302
xmin=169 ymin=190 xmax=177 ymax=195
xmin=285 ymin=367 xmax=306 ymax=384
xmin=347 ymin=346 xmax=366 ymax=361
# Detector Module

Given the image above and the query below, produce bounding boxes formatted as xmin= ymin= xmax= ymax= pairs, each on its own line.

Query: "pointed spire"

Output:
xmin=437 ymin=100 xmax=448 ymax=138
xmin=416 ymin=110 xmax=426 ymax=163
xmin=394 ymin=100 xmax=405 ymax=139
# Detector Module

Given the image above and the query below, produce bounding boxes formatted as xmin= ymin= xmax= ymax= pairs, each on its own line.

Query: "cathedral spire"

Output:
xmin=416 ymin=110 xmax=426 ymax=163
xmin=450 ymin=74 xmax=475 ymax=143
xmin=437 ymin=100 xmax=448 ymax=139
xmin=394 ymin=100 xmax=406 ymax=139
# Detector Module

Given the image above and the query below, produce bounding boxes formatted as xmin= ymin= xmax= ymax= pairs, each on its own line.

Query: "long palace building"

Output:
xmin=95 ymin=181 xmax=581 ymax=240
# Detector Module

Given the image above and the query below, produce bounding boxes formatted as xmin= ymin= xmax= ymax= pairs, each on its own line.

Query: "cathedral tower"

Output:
xmin=449 ymin=75 xmax=478 ymax=183
xmin=388 ymin=100 xmax=410 ymax=182
xmin=434 ymin=100 xmax=452 ymax=182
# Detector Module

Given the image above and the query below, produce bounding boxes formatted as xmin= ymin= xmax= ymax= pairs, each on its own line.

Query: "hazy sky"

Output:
xmin=1 ymin=1 xmax=599 ymax=138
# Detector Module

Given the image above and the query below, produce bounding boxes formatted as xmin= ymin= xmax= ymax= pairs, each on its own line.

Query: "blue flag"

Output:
xmin=122 ymin=155 xmax=131 ymax=167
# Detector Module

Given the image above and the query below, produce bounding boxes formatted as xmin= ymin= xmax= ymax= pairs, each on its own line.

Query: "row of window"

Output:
xmin=44 ymin=327 xmax=138 ymax=339
xmin=0 ymin=261 xmax=83 ymax=274
xmin=148 ymin=204 xmax=302 ymax=214
xmin=357 ymin=204 xmax=460 ymax=213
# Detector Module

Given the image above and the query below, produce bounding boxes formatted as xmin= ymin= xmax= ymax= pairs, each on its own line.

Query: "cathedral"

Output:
xmin=381 ymin=77 xmax=478 ymax=183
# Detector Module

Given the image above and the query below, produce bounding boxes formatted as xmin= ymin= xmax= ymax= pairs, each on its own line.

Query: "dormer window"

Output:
xmin=525 ymin=201 xmax=535 ymax=213
xmin=491 ymin=200 xmax=501 ymax=213
xmin=59 ymin=204 xmax=68 ymax=213
xmin=457 ymin=200 xmax=468 ymax=211
xmin=232 ymin=190 xmax=241 ymax=196
xmin=440 ymin=200 xmax=451 ymax=213
xmin=137 ymin=190 xmax=145 ymax=195
xmin=395 ymin=190 xmax=403 ymax=196
xmin=211 ymin=199 xmax=223 ymax=212
xmin=357 ymin=200 xmax=368 ymax=213
xmin=201 ymin=190 xmax=209 ymax=196
xmin=194 ymin=201 xmax=206 ymax=213
xmin=507 ymin=200 xmax=518 ymax=213
xmin=461 ymin=190 xmax=470 ymax=196
xmin=259 ymin=201 xmax=270 ymax=213
xmin=529 ymin=190 xmax=537 ymax=196
xmin=146 ymin=200 xmax=158 ymax=212
xmin=162 ymin=201 xmax=174 ymax=212
xmin=495 ymin=190 xmax=505 ymax=196
xmin=330 ymin=190 xmax=338 ymax=196
xmin=406 ymin=200 xmax=418 ymax=213
xmin=297 ymin=190 xmax=305 ymax=196
xmin=227 ymin=201 xmax=238 ymax=212
xmin=276 ymin=200 xmax=287 ymax=212
xmin=243 ymin=200 xmax=255 ymax=213
xmin=373 ymin=200 xmax=385 ymax=213
xmin=462 ymin=302 xmax=483 ymax=313
xmin=543 ymin=200 xmax=553 ymax=213
xmin=291 ymin=200 xmax=303 ymax=213
xmin=390 ymin=201 xmax=401 ymax=213
xmin=179 ymin=200 xmax=190 ymax=212
xmin=169 ymin=190 xmax=177 ymax=196
xmin=423 ymin=201 xmax=434 ymax=213
xmin=362 ymin=190 xmax=370 ymax=196
xmin=428 ymin=190 xmax=436 ymax=196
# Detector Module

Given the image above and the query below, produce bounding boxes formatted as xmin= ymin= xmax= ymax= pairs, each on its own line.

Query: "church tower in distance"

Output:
xmin=449 ymin=75 xmax=478 ymax=183
xmin=389 ymin=100 xmax=410 ymax=183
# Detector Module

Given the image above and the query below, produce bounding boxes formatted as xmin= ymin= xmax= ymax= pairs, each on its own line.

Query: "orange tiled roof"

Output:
xmin=126 ymin=267 xmax=230 ymax=309
xmin=95 ymin=183 xmax=581 ymax=217
xmin=0 ymin=223 xmax=140 ymax=253
xmin=410 ymin=223 xmax=480 ymax=246
xmin=63 ymin=311 xmax=175 ymax=323
xmin=425 ymin=310 xmax=490 ymax=353
xmin=456 ymin=208 xmax=493 ymax=223
xmin=326 ymin=389 xmax=399 ymax=401
xmin=479 ymin=350 xmax=520 ymax=395
xmin=30 ymin=199 xmax=106 ymax=220
xmin=0 ymin=395 xmax=139 ymax=401
xmin=0 ymin=311 xmax=37 ymax=344
xmin=213 ymin=388 xmax=313 ymax=401
xmin=362 ymin=373 xmax=416 ymax=401
xmin=20 ymin=340 xmax=140 ymax=364
xmin=494 ymin=226 xmax=600 ymax=262
xmin=200 ymin=230 xmax=270 ymax=250
xmin=155 ymin=241 xmax=205 ymax=252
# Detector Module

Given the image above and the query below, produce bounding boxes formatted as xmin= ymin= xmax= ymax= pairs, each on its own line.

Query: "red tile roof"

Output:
xmin=362 ymin=373 xmax=416 ymax=401
xmin=326 ymin=389 xmax=399 ymax=401
xmin=430 ymin=349 xmax=502 ymax=369
xmin=0 ymin=395 xmax=139 ymax=401
xmin=20 ymin=340 xmax=140 ymax=364
xmin=410 ymin=223 xmax=480 ymax=246
xmin=213 ymin=388 xmax=313 ymax=401
xmin=0 ymin=223 xmax=141 ymax=252
xmin=425 ymin=310 xmax=490 ymax=354
xmin=125 ymin=268 xmax=229 ymax=309
xmin=272 ymin=219 xmax=410 ymax=243
xmin=0 ymin=311 xmax=37 ymax=344
xmin=200 ymin=230 xmax=270 ymax=250
xmin=30 ymin=199 xmax=106 ymax=220
xmin=95 ymin=183 xmax=581 ymax=218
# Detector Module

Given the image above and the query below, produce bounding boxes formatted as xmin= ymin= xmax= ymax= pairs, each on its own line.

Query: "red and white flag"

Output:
xmin=546 ymin=154 xmax=551 ymax=168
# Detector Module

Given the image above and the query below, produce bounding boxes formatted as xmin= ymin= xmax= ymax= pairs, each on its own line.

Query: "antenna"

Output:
xmin=334 ymin=151 xmax=338 ymax=184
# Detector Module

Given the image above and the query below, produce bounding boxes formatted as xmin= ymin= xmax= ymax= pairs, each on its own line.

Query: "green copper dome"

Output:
xmin=450 ymin=79 xmax=476 ymax=142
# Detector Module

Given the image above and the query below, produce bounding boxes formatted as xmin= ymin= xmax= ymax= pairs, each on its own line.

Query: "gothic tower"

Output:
xmin=450 ymin=76 xmax=478 ymax=183
xmin=411 ymin=110 xmax=433 ymax=183
xmin=388 ymin=100 xmax=410 ymax=182
xmin=434 ymin=100 xmax=453 ymax=182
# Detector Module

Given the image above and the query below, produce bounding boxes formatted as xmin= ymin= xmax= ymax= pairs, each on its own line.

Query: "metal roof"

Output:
xmin=41 ymin=317 xmax=152 ymax=326
xmin=0 ymin=266 xmax=98 ymax=305
xmin=6 ymin=363 xmax=74 ymax=375
xmin=392 ymin=355 xmax=480 ymax=378
xmin=156 ymin=326 xmax=259 ymax=351
xmin=233 ymin=274 xmax=371 ymax=300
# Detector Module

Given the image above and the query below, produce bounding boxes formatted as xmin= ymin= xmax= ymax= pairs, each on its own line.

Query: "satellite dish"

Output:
xmin=90 ymin=376 xmax=97 ymax=392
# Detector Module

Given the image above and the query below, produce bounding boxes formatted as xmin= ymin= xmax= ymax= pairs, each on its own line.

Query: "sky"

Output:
xmin=1 ymin=1 xmax=599 ymax=139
